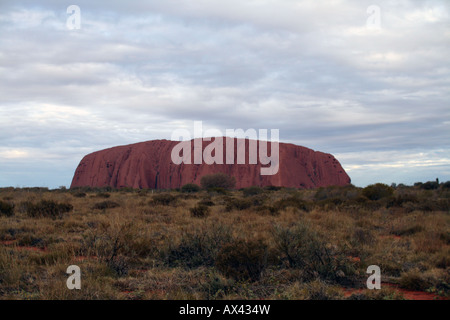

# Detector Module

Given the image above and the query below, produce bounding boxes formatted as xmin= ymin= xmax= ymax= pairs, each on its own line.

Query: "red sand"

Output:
xmin=0 ymin=240 xmax=16 ymax=245
xmin=343 ymin=283 xmax=448 ymax=300
xmin=1 ymin=240 xmax=47 ymax=252
xmin=14 ymin=246 xmax=47 ymax=253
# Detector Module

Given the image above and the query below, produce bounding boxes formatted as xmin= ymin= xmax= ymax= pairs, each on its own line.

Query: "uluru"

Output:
xmin=70 ymin=138 xmax=351 ymax=190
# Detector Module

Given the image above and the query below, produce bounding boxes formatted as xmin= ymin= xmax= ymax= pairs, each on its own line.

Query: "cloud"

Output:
xmin=0 ymin=0 xmax=449 ymax=188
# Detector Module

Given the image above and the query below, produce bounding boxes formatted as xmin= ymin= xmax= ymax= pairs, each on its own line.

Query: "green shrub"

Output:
xmin=200 ymin=173 xmax=236 ymax=190
xmin=225 ymin=198 xmax=253 ymax=211
xmin=314 ymin=185 xmax=360 ymax=201
xmin=96 ymin=192 xmax=111 ymax=198
xmin=72 ymin=192 xmax=87 ymax=198
xmin=273 ymin=195 xmax=311 ymax=212
xmin=92 ymin=200 xmax=120 ymax=210
xmin=241 ymin=186 xmax=264 ymax=197
xmin=352 ymin=227 xmax=375 ymax=245
xmin=362 ymin=183 xmax=394 ymax=201
xmin=413 ymin=199 xmax=450 ymax=212
xmin=316 ymin=198 xmax=344 ymax=210
xmin=386 ymin=193 xmax=419 ymax=208
xmin=215 ymin=239 xmax=268 ymax=282
xmin=190 ymin=204 xmax=210 ymax=218
xmin=151 ymin=193 xmax=177 ymax=206
xmin=0 ymin=200 xmax=14 ymax=217
xmin=198 ymin=198 xmax=215 ymax=207
xmin=264 ymin=185 xmax=282 ymax=191
xmin=399 ymin=270 xmax=431 ymax=291
xmin=181 ymin=183 xmax=201 ymax=193
xmin=17 ymin=234 xmax=45 ymax=248
xmin=255 ymin=205 xmax=280 ymax=216
xmin=165 ymin=225 xmax=232 ymax=269
xmin=391 ymin=225 xmax=424 ymax=237
xmin=207 ymin=187 xmax=228 ymax=194
xmin=442 ymin=181 xmax=450 ymax=189
xmin=283 ymin=279 xmax=344 ymax=300
xmin=273 ymin=223 xmax=354 ymax=282
xmin=420 ymin=181 xmax=439 ymax=190
xmin=107 ymin=255 xmax=129 ymax=277
xmin=26 ymin=200 xmax=73 ymax=219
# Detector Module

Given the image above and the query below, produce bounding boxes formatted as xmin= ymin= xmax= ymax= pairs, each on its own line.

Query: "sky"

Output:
xmin=0 ymin=0 xmax=449 ymax=188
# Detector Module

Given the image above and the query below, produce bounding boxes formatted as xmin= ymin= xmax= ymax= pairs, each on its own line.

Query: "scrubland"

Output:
xmin=0 ymin=182 xmax=449 ymax=300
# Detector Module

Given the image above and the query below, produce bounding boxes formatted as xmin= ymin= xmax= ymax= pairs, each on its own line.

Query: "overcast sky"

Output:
xmin=0 ymin=0 xmax=449 ymax=188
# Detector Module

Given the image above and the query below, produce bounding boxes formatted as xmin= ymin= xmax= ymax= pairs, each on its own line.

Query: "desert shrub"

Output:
xmin=80 ymin=222 xmax=134 ymax=262
xmin=264 ymin=185 xmax=282 ymax=191
xmin=151 ymin=193 xmax=177 ymax=206
xmin=119 ymin=187 xmax=135 ymax=193
xmin=314 ymin=185 xmax=360 ymax=201
xmin=215 ymin=239 xmax=268 ymax=282
xmin=165 ymin=225 xmax=232 ymax=269
xmin=201 ymin=271 xmax=236 ymax=299
xmin=255 ymin=205 xmax=280 ymax=216
xmin=347 ymin=288 xmax=405 ymax=300
xmin=107 ymin=255 xmax=129 ymax=277
xmin=411 ymin=199 xmax=450 ymax=212
xmin=316 ymin=198 xmax=344 ymax=210
xmin=26 ymin=200 xmax=73 ymax=219
xmin=198 ymin=198 xmax=215 ymax=207
xmin=96 ymin=192 xmax=111 ymax=198
xmin=433 ymin=251 xmax=450 ymax=269
xmin=16 ymin=201 xmax=32 ymax=214
xmin=391 ymin=225 xmax=424 ymax=237
xmin=273 ymin=223 xmax=354 ymax=282
xmin=420 ymin=181 xmax=439 ymax=190
xmin=190 ymin=204 xmax=210 ymax=218
xmin=386 ymin=193 xmax=419 ymax=208
xmin=71 ymin=186 xmax=112 ymax=193
xmin=136 ymin=189 xmax=149 ymax=197
xmin=352 ymin=227 xmax=375 ymax=245
xmin=241 ymin=186 xmax=264 ymax=197
xmin=283 ymin=279 xmax=344 ymax=300
xmin=181 ymin=183 xmax=201 ymax=193
xmin=0 ymin=200 xmax=14 ymax=217
xmin=72 ymin=192 xmax=87 ymax=198
xmin=315 ymin=187 xmax=337 ymax=201
xmin=362 ymin=183 xmax=394 ymax=201
xmin=206 ymin=187 xmax=228 ymax=195
xmin=225 ymin=198 xmax=253 ymax=211
xmin=17 ymin=234 xmax=45 ymax=248
xmin=248 ymin=194 xmax=267 ymax=206
xmin=92 ymin=200 xmax=120 ymax=210
xmin=399 ymin=270 xmax=432 ymax=291
xmin=273 ymin=195 xmax=311 ymax=212
xmin=439 ymin=232 xmax=450 ymax=245
xmin=177 ymin=193 xmax=199 ymax=200
xmin=200 ymin=173 xmax=236 ymax=190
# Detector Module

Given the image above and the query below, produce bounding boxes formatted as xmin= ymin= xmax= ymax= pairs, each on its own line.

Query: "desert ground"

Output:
xmin=0 ymin=182 xmax=449 ymax=300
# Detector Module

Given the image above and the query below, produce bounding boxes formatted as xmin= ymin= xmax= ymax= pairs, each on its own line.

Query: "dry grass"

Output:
xmin=0 ymin=185 xmax=448 ymax=300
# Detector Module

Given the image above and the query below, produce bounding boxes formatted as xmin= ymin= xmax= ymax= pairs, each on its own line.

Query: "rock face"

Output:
xmin=70 ymin=138 xmax=351 ymax=189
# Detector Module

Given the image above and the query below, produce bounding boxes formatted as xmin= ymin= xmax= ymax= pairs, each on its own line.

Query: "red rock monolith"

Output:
xmin=70 ymin=138 xmax=350 ymax=189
